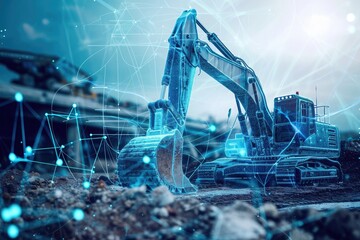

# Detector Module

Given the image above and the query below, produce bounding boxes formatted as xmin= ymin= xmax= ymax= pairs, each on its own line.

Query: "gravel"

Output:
xmin=1 ymin=168 xmax=360 ymax=240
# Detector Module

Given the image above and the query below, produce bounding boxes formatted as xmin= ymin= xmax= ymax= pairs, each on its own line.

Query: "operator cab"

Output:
xmin=273 ymin=93 xmax=316 ymax=146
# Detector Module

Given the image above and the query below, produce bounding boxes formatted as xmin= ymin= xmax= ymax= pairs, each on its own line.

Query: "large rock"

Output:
xmin=211 ymin=201 xmax=266 ymax=240
xmin=151 ymin=186 xmax=175 ymax=207
xmin=259 ymin=202 xmax=279 ymax=221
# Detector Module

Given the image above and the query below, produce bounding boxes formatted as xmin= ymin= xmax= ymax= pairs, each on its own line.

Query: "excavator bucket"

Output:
xmin=118 ymin=129 xmax=197 ymax=193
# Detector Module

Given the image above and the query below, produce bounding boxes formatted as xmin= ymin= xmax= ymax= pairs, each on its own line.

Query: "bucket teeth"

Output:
xmin=118 ymin=130 xmax=197 ymax=193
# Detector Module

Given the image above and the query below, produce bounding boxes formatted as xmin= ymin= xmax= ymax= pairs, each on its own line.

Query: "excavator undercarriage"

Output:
xmin=197 ymin=156 xmax=342 ymax=187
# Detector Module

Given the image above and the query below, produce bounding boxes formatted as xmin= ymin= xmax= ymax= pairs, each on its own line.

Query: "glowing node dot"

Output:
xmin=9 ymin=204 xmax=21 ymax=218
xmin=103 ymin=136 xmax=107 ymax=139
xmin=72 ymin=209 xmax=84 ymax=221
xmin=25 ymin=146 xmax=32 ymax=154
xmin=56 ymin=159 xmax=63 ymax=166
xmin=89 ymin=133 xmax=93 ymax=137
xmin=1 ymin=209 xmax=11 ymax=222
xmin=7 ymin=224 xmax=19 ymax=239
xmin=1 ymin=204 xmax=22 ymax=222
xmin=14 ymin=92 xmax=23 ymax=102
xmin=61 ymin=145 xmax=65 ymax=149
xmin=45 ymin=113 xmax=48 ymax=117
xmin=83 ymin=181 xmax=90 ymax=189
xmin=66 ymin=117 xmax=70 ymax=120
xmin=347 ymin=13 xmax=356 ymax=22
xmin=8 ymin=153 xmax=16 ymax=162
xmin=143 ymin=155 xmax=151 ymax=164
xmin=72 ymin=103 xmax=77 ymax=108
xmin=209 ymin=124 xmax=216 ymax=132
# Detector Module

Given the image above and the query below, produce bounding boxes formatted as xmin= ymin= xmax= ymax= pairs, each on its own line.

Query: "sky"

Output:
xmin=1 ymin=0 xmax=359 ymax=132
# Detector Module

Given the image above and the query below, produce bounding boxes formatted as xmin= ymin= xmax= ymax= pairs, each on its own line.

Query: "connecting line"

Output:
xmin=278 ymin=131 xmax=298 ymax=156
xmin=24 ymin=102 xmax=42 ymax=120
xmin=45 ymin=115 xmax=60 ymax=152
xmin=51 ymin=159 xmax=59 ymax=181
xmin=91 ymin=133 xmax=137 ymax=136
xmin=45 ymin=114 xmax=62 ymax=182
xmin=59 ymin=151 xmax=80 ymax=181
xmin=104 ymin=139 xmax=120 ymax=154
xmin=66 ymin=108 xmax=74 ymax=120
xmin=187 ymin=158 xmax=209 ymax=181
xmin=186 ymin=127 xmax=231 ymax=180
xmin=262 ymin=132 xmax=298 ymax=195
xmin=203 ymin=130 xmax=212 ymax=163
xmin=31 ymin=117 xmax=47 ymax=153
xmin=262 ymin=155 xmax=288 ymax=195
xmin=183 ymin=134 xmax=225 ymax=158
xmin=11 ymin=104 xmax=20 ymax=153
xmin=13 ymin=158 xmax=93 ymax=172
xmin=277 ymin=108 xmax=306 ymax=140
xmin=23 ymin=117 xmax=48 ymax=176
xmin=88 ymin=138 xmax=104 ymax=182
xmin=202 ymin=146 xmax=225 ymax=159
xmin=0 ymin=98 xmax=14 ymax=108
xmin=73 ymin=108 xmax=82 ymax=141
xmin=184 ymin=155 xmax=191 ymax=180
xmin=32 ymin=146 xmax=63 ymax=151
xmin=76 ymin=137 xmax=105 ymax=141
xmin=45 ymin=113 xmax=70 ymax=120
xmin=71 ymin=106 xmax=90 ymax=181
xmin=90 ymin=138 xmax=111 ymax=176
xmin=95 ymin=0 xmax=117 ymax=13
xmin=19 ymin=102 xmax=27 ymax=156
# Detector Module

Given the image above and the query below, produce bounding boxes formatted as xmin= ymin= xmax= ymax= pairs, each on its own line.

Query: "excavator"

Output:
xmin=117 ymin=9 xmax=342 ymax=193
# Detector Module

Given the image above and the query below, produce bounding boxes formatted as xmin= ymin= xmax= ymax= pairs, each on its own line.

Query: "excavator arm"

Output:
xmin=146 ymin=9 xmax=199 ymax=135
xmin=118 ymin=10 xmax=199 ymax=193
xmin=118 ymin=9 xmax=273 ymax=192
xmin=196 ymin=40 xmax=273 ymax=153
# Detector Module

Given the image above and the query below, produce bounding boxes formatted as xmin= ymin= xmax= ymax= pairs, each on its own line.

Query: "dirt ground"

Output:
xmin=1 ymin=163 xmax=360 ymax=240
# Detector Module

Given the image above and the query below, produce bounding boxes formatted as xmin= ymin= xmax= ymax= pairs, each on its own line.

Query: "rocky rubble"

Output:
xmin=1 ymin=169 xmax=360 ymax=239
